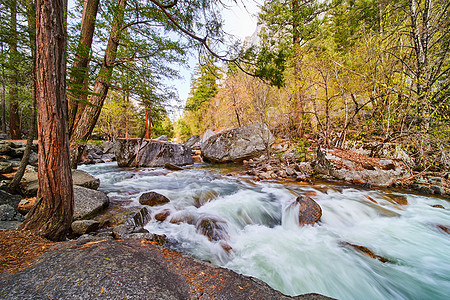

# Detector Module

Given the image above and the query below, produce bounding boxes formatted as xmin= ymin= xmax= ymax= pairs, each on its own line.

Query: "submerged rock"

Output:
xmin=296 ymin=196 xmax=322 ymax=226
xmin=114 ymin=138 xmax=193 ymax=167
xmin=164 ymin=163 xmax=184 ymax=171
xmin=343 ymin=242 xmax=390 ymax=263
xmin=315 ymin=148 xmax=410 ymax=187
xmin=201 ymin=123 xmax=275 ymax=163
xmin=196 ymin=216 xmax=229 ymax=242
xmin=154 ymin=209 xmax=171 ymax=222
xmin=383 ymin=194 xmax=408 ymax=205
xmin=139 ymin=191 xmax=170 ymax=206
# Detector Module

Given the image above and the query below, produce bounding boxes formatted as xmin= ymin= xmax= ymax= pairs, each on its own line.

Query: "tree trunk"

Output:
xmin=292 ymin=0 xmax=304 ymax=138
xmin=19 ymin=0 xmax=73 ymax=242
xmin=9 ymin=0 xmax=37 ymax=193
xmin=8 ymin=0 xmax=21 ymax=139
xmin=70 ymin=0 xmax=127 ymax=169
xmin=68 ymin=0 xmax=100 ymax=136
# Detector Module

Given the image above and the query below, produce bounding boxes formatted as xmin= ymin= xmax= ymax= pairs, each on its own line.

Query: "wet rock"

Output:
xmin=315 ymin=148 xmax=410 ymax=187
xmin=0 ymin=162 xmax=13 ymax=174
xmin=201 ymin=123 xmax=274 ymax=163
xmin=412 ymin=184 xmax=434 ymax=195
xmin=344 ymin=242 xmax=390 ymax=263
xmin=71 ymin=220 xmax=101 ymax=235
xmin=73 ymin=185 xmax=109 ymax=220
xmin=114 ymin=138 xmax=193 ymax=167
xmin=383 ymin=194 xmax=408 ymax=205
xmin=437 ymin=225 xmax=449 ymax=234
xmin=196 ymin=217 xmax=229 ymax=242
xmin=101 ymin=153 xmax=115 ymax=162
xmin=295 ymin=196 xmax=322 ymax=226
xmin=139 ymin=191 xmax=170 ymax=206
xmin=431 ymin=185 xmax=446 ymax=195
xmin=185 ymin=135 xmax=201 ymax=148
xmin=154 ymin=209 xmax=171 ymax=222
xmin=193 ymin=190 xmax=218 ymax=207
xmin=124 ymin=206 xmax=152 ymax=228
xmin=169 ymin=211 xmax=195 ymax=225
xmin=164 ymin=163 xmax=184 ymax=171
xmin=432 ymin=204 xmax=445 ymax=209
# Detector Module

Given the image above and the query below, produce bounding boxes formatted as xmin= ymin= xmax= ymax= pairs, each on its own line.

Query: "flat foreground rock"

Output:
xmin=0 ymin=238 xmax=331 ymax=300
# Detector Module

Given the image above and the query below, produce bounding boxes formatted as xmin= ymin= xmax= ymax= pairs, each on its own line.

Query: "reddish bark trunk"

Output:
xmin=70 ymin=0 xmax=127 ymax=168
xmin=19 ymin=0 xmax=74 ymax=242
xmin=9 ymin=0 xmax=21 ymax=140
xmin=68 ymin=0 xmax=100 ymax=136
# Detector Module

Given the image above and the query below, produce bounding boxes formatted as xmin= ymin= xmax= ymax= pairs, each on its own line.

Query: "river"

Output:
xmin=80 ymin=162 xmax=450 ymax=299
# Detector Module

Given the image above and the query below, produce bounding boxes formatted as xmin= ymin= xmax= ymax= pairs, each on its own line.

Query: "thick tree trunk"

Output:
xmin=70 ymin=0 xmax=127 ymax=168
xmin=68 ymin=0 xmax=100 ymax=136
xmin=19 ymin=0 xmax=73 ymax=242
xmin=8 ymin=0 xmax=37 ymax=193
xmin=8 ymin=0 xmax=21 ymax=139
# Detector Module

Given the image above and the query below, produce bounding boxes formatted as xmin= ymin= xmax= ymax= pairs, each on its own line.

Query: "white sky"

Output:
xmin=170 ymin=0 xmax=262 ymax=119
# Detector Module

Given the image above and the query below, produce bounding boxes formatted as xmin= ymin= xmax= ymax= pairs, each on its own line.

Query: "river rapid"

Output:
xmin=80 ymin=162 xmax=450 ymax=299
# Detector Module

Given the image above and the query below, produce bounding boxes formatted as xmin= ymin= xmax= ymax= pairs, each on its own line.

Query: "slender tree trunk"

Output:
xmin=292 ymin=0 xmax=304 ymax=137
xmin=9 ymin=0 xmax=37 ymax=193
xmin=19 ymin=0 xmax=74 ymax=242
xmin=145 ymin=104 xmax=149 ymax=139
xmin=70 ymin=0 xmax=127 ymax=168
xmin=8 ymin=0 xmax=21 ymax=139
xmin=1 ymin=78 xmax=5 ymax=133
xmin=68 ymin=0 xmax=100 ymax=136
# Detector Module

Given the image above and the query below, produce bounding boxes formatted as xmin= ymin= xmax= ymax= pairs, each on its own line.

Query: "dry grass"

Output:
xmin=0 ymin=230 xmax=55 ymax=273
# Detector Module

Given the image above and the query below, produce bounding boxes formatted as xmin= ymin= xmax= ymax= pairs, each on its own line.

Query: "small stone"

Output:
xmin=286 ymin=168 xmax=295 ymax=177
xmin=431 ymin=185 xmax=446 ymax=195
xmin=428 ymin=177 xmax=443 ymax=186
xmin=71 ymin=220 xmax=101 ymax=235
xmin=139 ymin=192 xmax=170 ymax=206
xmin=154 ymin=210 xmax=171 ymax=222
xmin=437 ymin=225 xmax=450 ymax=234
xmin=384 ymin=194 xmax=408 ymax=205
xmin=164 ymin=163 xmax=184 ymax=171
xmin=412 ymin=184 xmax=433 ymax=195
xmin=432 ymin=204 xmax=445 ymax=209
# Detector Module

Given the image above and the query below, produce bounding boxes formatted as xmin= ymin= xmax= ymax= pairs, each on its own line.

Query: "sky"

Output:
xmin=170 ymin=0 xmax=262 ymax=119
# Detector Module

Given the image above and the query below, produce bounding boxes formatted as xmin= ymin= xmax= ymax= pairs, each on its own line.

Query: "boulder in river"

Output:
xmin=201 ymin=123 xmax=275 ymax=163
xmin=139 ymin=191 xmax=170 ymax=206
xmin=114 ymin=138 xmax=193 ymax=167
xmin=315 ymin=148 xmax=410 ymax=187
xmin=184 ymin=135 xmax=201 ymax=148
xmin=196 ymin=216 xmax=229 ymax=242
xmin=296 ymin=196 xmax=322 ymax=226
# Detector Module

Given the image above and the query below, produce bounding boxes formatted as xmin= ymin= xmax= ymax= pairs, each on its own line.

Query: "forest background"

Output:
xmin=0 ymin=0 xmax=449 ymax=173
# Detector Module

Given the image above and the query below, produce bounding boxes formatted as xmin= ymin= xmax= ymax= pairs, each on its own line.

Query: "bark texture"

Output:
xmin=70 ymin=0 xmax=127 ymax=168
xmin=19 ymin=0 xmax=74 ymax=242
xmin=8 ymin=0 xmax=21 ymax=139
xmin=68 ymin=0 xmax=100 ymax=136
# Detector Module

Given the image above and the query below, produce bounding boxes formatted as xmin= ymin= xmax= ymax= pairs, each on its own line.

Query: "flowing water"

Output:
xmin=80 ymin=162 xmax=450 ymax=299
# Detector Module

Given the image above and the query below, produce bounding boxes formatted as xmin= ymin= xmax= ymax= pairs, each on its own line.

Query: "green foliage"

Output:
xmin=294 ymin=138 xmax=313 ymax=161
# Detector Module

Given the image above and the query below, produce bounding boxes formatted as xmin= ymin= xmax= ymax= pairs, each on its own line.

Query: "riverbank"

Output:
xmin=0 ymin=230 xmax=331 ymax=299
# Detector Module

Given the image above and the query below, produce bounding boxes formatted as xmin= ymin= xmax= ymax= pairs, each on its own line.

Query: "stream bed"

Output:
xmin=80 ymin=162 xmax=450 ymax=299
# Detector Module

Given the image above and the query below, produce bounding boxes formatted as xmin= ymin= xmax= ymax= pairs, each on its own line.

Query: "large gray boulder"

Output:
xmin=184 ymin=135 xmax=201 ymax=148
xmin=21 ymin=169 xmax=100 ymax=196
xmin=114 ymin=138 xmax=193 ymax=167
xmin=315 ymin=148 xmax=410 ymax=187
xmin=73 ymin=185 xmax=109 ymax=220
xmin=201 ymin=123 xmax=275 ymax=163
